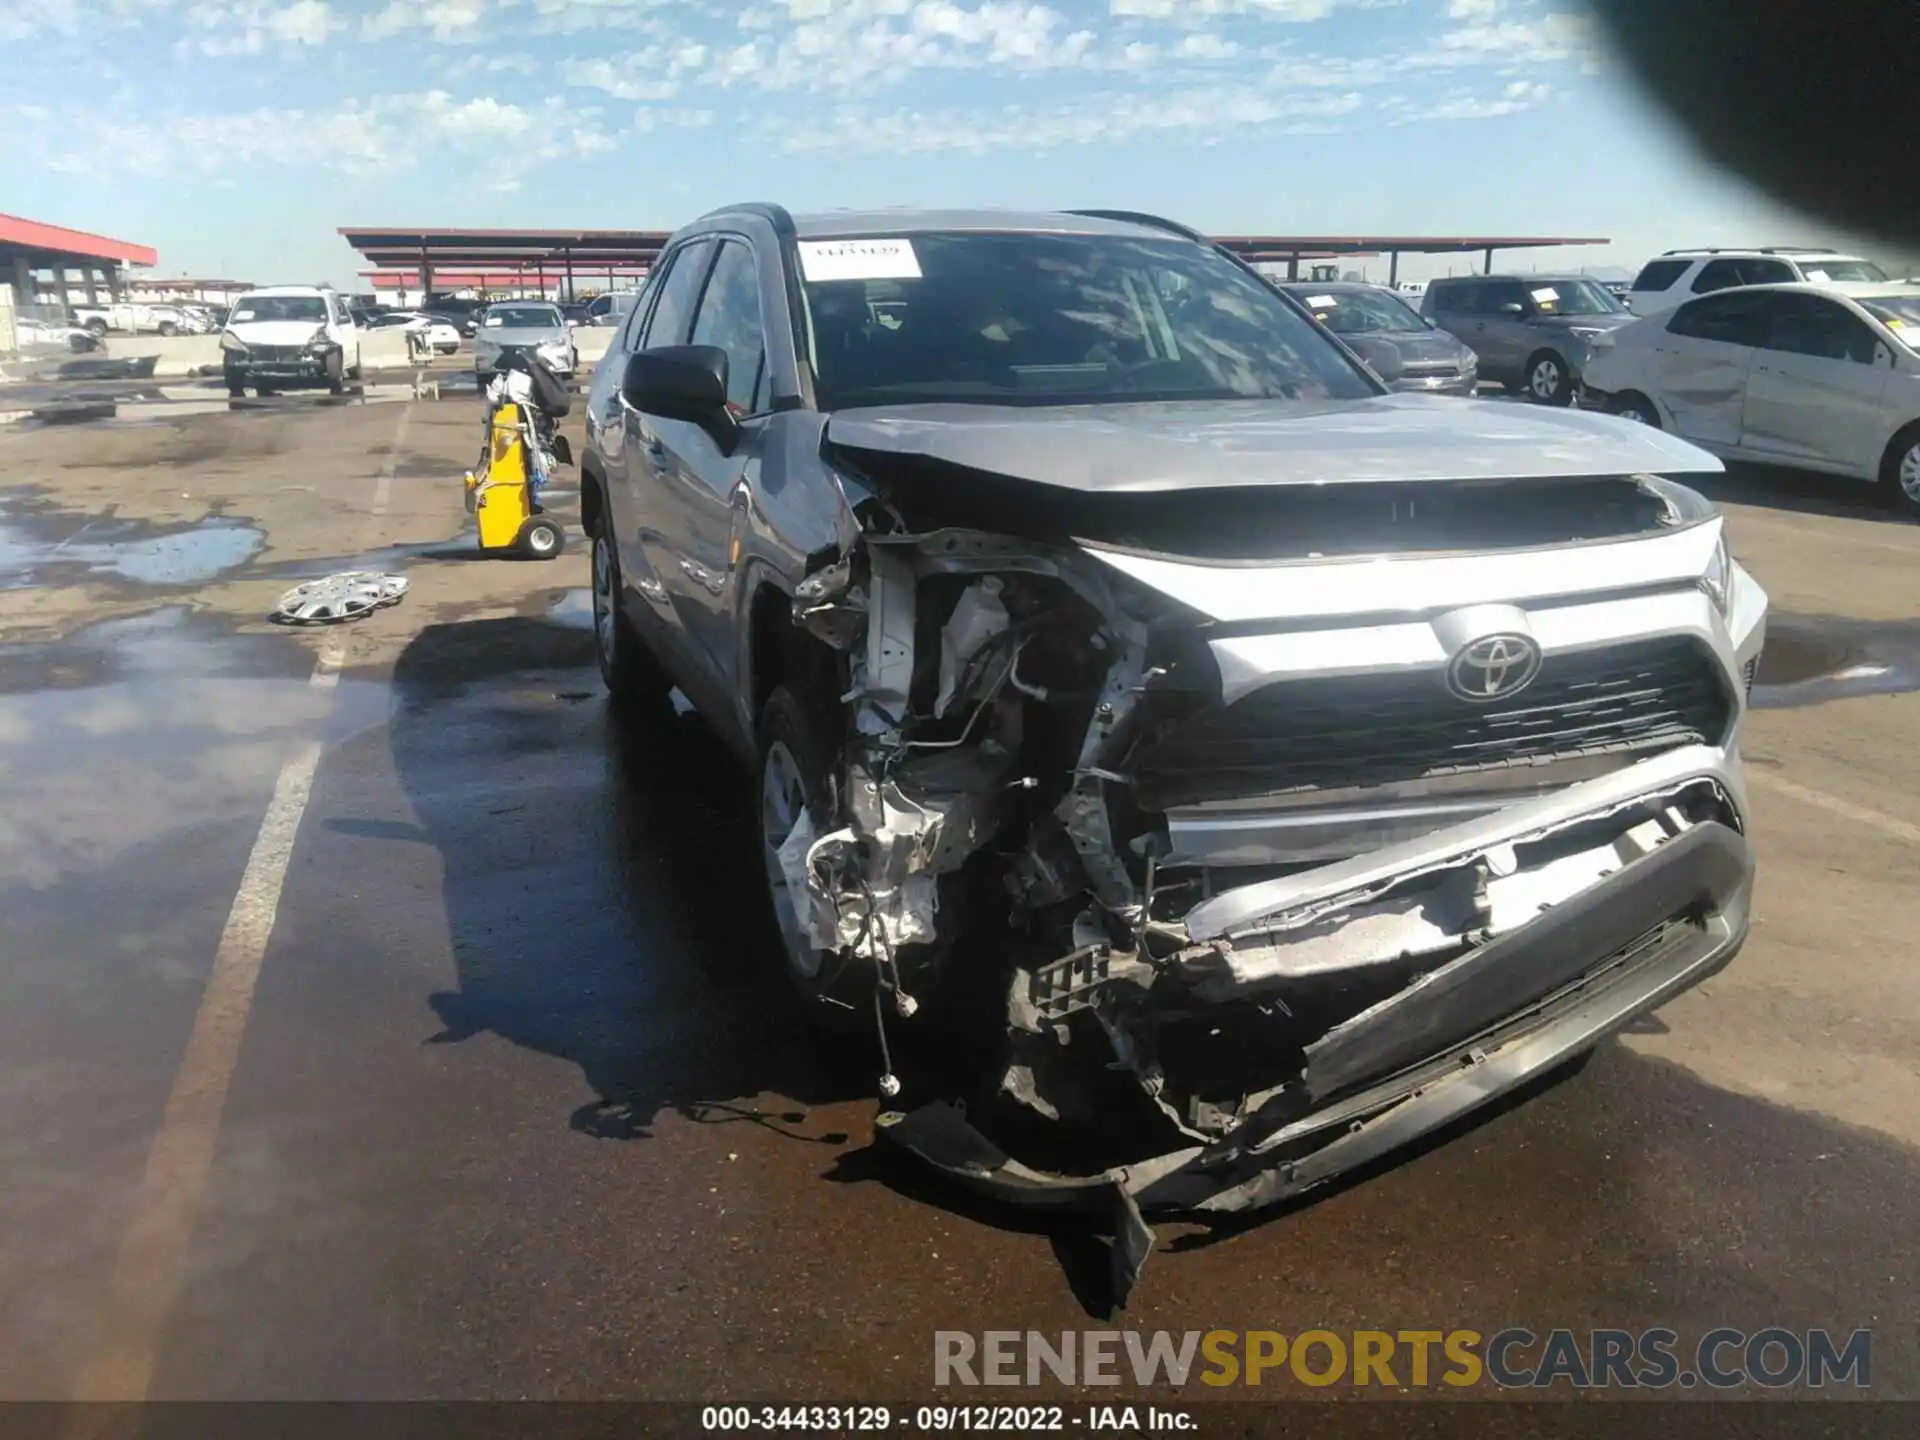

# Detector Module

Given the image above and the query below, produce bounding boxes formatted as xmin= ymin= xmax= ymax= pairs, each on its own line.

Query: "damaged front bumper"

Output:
xmin=879 ymin=744 xmax=1751 ymax=1248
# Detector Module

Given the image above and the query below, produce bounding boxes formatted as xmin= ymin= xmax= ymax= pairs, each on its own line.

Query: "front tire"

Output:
xmin=1615 ymin=391 xmax=1661 ymax=427
xmin=589 ymin=527 xmax=671 ymax=709
xmin=324 ymin=350 xmax=345 ymax=395
xmin=157 ymin=321 xmax=178 ymax=338
xmin=1525 ymin=350 xmax=1573 ymax=406
xmin=1880 ymin=423 xmax=1920 ymax=517
xmin=757 ymin=686 xmax=872 ymax=1032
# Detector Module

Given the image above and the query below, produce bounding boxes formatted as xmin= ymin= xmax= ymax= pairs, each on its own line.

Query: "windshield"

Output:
xmin=1860 ymin=295 xmax=1920 ymax=347
xmin=229 ymin=295 xmax=326 ymax=323
xmin=1292 ymin=287 xmax=1426 ymax=335
xmin=483 ymin=305 xmax=562 ymax=329
xmin=1527 ymin=280 xmax=1625 ymax=317
xmin=1802 ymin=259 xmax=1890 ymax=283
xmin=800 ymin=231 xmax=1374 ymax=409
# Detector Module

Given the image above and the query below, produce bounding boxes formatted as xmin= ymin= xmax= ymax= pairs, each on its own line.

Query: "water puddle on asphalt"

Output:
xmin=0 ymin=495 xmax=265 ymax=590
xmin=0 ymin=607 xmax=392 ymax=881
xmin=1751 ymin=614 xmax=1920 ymax=708
xmin=540 ymin=587 xmax=595 ymax=631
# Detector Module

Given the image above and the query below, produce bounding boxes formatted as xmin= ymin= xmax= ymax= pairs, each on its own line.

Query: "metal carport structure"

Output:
xmin=2 ymin=213 xmax=158 ymax=311
xmin=338 ymin=225 xmax=1610 ymax=297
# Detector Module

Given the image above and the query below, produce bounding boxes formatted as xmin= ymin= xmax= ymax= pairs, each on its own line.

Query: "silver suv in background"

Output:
xmin=1627 ymin=248 xmax=1891 ymax=318
xmin=1278 ymin=281 xmax=1477 ymax=395
xmin=1422 ymin=274 xmax=1633 ymax=404
xmin=581 ymin=203 xmax=1767 ymax=1291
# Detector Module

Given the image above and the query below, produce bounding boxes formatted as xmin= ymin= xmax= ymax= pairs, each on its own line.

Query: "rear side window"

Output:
xmin=1428 ymin=283 xmax=1474 ymax=314
xmin=1632 ymin=259 xmax=1689 ymax=293
xmin=1691 ymin=257 xmax=1797 ymax=293
xmin=1667 ymin=291 xmax=1773 ymax=346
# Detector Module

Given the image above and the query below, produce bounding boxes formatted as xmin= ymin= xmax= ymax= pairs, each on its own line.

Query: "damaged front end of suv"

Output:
xmin=767 ymin=408 xmax=1766 ymax=1298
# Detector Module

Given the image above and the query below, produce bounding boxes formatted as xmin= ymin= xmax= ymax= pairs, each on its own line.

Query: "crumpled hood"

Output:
xmin=226 ymin=321 xmax=327 ymax=348
xmin=825 ymin=394 xmax=1723 ymax=493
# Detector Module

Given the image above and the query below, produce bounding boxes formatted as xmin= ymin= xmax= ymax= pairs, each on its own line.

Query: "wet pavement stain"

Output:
xmin=1752 ymin=613 xmax=1920 ymax=708
xmin=0 ymin=493 xmax=264 ymax=590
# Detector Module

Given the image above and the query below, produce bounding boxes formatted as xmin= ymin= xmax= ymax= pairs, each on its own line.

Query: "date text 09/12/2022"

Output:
xmin=701 ymin=1406 xmax=1195 ymax=1432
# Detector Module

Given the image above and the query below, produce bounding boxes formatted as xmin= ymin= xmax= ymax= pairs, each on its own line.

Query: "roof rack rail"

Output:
xmin=1757 ymin=246 xmax=1838 ymax=255
xmin=1063 ymin=208 xmax=1208 ymax=243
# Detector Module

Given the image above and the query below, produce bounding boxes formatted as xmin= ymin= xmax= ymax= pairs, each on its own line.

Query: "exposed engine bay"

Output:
xmin=775 ymin=451 xmax=1756 ymax=1297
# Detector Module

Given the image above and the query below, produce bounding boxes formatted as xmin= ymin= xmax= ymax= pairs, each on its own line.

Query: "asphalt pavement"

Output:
xmin=1 ymin=384 xmax=1917 ymax=1414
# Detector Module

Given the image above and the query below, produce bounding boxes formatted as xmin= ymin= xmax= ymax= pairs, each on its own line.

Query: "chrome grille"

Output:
xmin=1130 ymin=637 xmax=1732 ymax=810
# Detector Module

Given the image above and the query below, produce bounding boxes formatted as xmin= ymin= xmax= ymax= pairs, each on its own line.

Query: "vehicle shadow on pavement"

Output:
xmin=381 ymin=617 xmax=872 ymax=1155
xmin=1689 ymin=462 xmax=1913 ymax=523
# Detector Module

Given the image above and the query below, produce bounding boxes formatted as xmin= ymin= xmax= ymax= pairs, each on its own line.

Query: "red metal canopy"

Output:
xmin=0 ymin=213 xmax=157 ymax=268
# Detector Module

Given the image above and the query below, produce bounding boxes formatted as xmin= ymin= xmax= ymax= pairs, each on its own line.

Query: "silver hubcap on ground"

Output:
xmin=1531 ymin=359 xmax=1562 ymax=400
xmin=591 ymin=536 xmax=617 ymax=664
xmin=761 ymin=741 xmax=823 ymax=980
xmin=1900 ymin=443 xmax=1920 ymax=504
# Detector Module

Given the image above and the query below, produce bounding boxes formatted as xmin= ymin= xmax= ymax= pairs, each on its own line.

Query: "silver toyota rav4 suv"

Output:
xmin=581 ymin=204 xmax=1767 ymax=1287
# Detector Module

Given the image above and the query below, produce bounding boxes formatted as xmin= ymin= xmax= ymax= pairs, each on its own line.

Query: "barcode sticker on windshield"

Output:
xmin=233 ymin=310 xmax=255 ymax=321
xmin=797 ymin=239 xmax=922 ymax=282
xmin=1306 ymin=294 xmax=1337 ymax=307
xmin=1530 ymin=287 xmax=1560 ymax=303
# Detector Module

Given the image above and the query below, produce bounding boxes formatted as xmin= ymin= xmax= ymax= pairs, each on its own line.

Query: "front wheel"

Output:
xmin=157 ymin=321 xmax=178 ymax=338
xmin=84 ymin=319 xmax=108 ymax=337
xmin=1526 ymin=351 xmax=1573 ymax=406
xmin=1880 ymin=423 xmax=1920 ymax=517
xmin=1615 ymin=392 xmax=1661 ymax=428
xmin=758 ymin=686 xmax=872 ymax=1033
xmin=324 ymin=350 xmax=345 ymax=395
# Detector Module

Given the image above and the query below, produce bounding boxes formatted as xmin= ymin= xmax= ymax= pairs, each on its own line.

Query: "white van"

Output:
xmin=219 ymin=286 xmax=363 ymax=397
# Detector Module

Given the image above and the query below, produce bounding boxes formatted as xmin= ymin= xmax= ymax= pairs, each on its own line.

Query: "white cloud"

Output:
xmin=1390 ymin=76 xmax=1554 ymax=122
xmin=777 ymin=82 xmax=1363 ymax=155
xmin=1174 ymin=31 xmax=1241 ymax=59
xmin=1 ymin=86 xmax=615 ymax=179
xmin=362 ymin=0 xmax=493 ymax=42
xmin=176 ymin=0 xmax=339 ymax=54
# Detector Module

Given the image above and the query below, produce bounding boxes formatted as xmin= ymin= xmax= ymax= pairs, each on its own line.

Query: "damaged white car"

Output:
xmin=580 ymin=206 xmax=1767 ymax=1297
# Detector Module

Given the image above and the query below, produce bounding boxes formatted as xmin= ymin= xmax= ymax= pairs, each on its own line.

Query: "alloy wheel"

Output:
xmin=760 ymin=740 xmax=823 ymax=981
xmin=1900 ymin=442 xmax=1920 ymax=505
xmin=1530 ymin=358 xmax=1563 ymax=401
xmin=591 ymin=535 xmax=617 ymax=669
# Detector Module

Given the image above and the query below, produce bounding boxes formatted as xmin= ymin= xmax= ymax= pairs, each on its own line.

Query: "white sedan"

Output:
xmin=1580 ymin=283 xmax=1920 ymax=514
xmin=401 ymin=314 xmax=462 ymax=354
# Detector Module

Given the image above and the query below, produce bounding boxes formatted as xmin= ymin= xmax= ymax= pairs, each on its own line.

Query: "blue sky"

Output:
xmin=0 ymin=0 xmax=1862 ymax=289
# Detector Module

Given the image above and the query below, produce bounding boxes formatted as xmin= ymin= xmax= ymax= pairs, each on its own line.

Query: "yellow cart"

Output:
xmin=463 ymin=399 xmax=565 ymax=559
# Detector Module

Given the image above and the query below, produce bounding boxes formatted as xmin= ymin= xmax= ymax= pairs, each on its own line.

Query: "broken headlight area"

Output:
xmin=780 ymin=484 xmax=1748 ymax=1296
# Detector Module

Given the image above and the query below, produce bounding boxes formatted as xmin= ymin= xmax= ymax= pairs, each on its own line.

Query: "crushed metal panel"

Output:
xmin=1301 ymin=821 xmax=1751 ymax=1102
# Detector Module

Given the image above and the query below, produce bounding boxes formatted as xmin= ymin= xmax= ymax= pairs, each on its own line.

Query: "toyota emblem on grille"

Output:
xmin=1447 ymin=633 xmax=1543 ymax=702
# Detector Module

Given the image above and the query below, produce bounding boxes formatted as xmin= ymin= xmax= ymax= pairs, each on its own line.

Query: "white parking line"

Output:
xmin=70 ymin=402 xmax=410 ymax=1404
xmin=1748 ymin=769 xmax=1920 ymax=846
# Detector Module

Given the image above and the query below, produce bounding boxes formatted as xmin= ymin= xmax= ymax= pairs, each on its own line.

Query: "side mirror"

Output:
xmin=1498 ymin=302 xmax=1526 ymax=315
xmin=1346 ymin=335 xmax=1404 ymax=383
xmin=622 ymin=344 xmax=738 ymax=452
